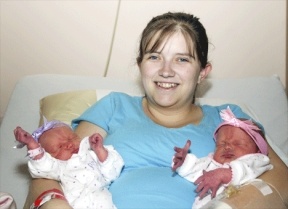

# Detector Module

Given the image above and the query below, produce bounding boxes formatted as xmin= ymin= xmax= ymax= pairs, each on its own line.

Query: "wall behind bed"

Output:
xmin=0 ymin=0 xmax=287 ymax=122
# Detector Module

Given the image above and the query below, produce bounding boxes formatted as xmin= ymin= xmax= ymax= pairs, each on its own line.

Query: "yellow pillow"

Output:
xmin=39 ymin=90 xmax=97 ymax=126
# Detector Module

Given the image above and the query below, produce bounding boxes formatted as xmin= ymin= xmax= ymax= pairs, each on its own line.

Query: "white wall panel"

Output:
xmin=108 ymin=0 xmax=286 ymax=87
xmin=0 ymin=0 xmax=119 ymax=119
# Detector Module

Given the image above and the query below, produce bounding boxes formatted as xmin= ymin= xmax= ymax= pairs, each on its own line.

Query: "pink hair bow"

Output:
xmin=214 ymin=106 xmax=268 ymax=155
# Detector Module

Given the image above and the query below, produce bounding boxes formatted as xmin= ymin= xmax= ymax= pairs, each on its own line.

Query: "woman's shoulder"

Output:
xmin=200 ymin=103 xmax=246 ymax=120
xmin=100 ymin=92 xmax=143 ymax=112
xmin=201 ymin=103 xmax=251 ymax=121
xmin=202 ymin=103 xmax=244 ymax=115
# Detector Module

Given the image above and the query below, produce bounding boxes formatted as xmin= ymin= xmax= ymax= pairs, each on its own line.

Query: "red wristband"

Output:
xmin=30 ymin=189 xmax=67 ymax=209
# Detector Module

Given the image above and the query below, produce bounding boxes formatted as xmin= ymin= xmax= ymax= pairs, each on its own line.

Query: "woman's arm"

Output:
xmin=23 ymin=179 xmax=71 ymax=209
xmin=23 ymin=121 xmax=106 ymax=209
xmin=74 ymin=121 xmax=107 ymax=139
xmin=221 ymin=145 xmax=288 ymax=208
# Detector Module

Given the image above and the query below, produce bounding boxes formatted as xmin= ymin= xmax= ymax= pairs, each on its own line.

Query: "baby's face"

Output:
xmin=213 ymin=125 xmax=259 ymax=164
xmin=39 ymin=126 xmax=81 ymax=160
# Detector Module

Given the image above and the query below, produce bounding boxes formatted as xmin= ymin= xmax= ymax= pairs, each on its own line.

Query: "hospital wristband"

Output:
xmin=30 ymin=189 xmax=67 ymax=209
xmin=27 ymin=146 xmax=44 ymax=159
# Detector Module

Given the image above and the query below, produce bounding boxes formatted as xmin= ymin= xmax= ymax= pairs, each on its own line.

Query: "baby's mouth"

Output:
xmin=222 ymin=153 xmax=235 ymax=159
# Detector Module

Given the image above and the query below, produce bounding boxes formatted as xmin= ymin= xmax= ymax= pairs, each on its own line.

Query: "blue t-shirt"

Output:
xmin=72 ymin=92 xmax=250 ymax=209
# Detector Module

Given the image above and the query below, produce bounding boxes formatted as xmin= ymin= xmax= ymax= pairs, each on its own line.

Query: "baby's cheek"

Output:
xmin=213 ymin=151 xmax=222 ymax=162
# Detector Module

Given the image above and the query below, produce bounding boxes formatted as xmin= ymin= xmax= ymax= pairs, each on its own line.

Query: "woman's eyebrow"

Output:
xmin=176 ymin=53 xmax=195 ymax=59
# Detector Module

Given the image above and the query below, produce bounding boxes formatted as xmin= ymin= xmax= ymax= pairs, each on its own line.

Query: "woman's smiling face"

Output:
xmin=139 ymin=32 xmax=204 ymax=109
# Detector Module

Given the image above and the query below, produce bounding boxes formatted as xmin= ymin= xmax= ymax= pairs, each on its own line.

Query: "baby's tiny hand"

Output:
xmin=195 ymin=168 xmax=232 ymax=199
xmin=89 ymin=133 xmax=104 ymax=150
xmin=13 ymin=126 xmax=40 ymax=150
xmin=172 ymin=140 xmax=191 ymax=171
xmin=89 ymin=133 xmax=108 ymax=162
xmin=14 ymin=127 xmax=33 ymax=145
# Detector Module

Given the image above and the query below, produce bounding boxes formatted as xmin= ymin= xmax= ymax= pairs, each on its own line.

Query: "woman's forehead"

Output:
xmin=147 ymin=30 xmax=194 ymax=53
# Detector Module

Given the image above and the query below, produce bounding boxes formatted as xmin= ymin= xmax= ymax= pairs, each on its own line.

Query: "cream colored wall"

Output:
xmin=0 ymin=0 xmax=119 ymax=120
xmin=0 ymin=0 xmax=286 ymax=121
xmin=108 ymin=0 xmax=287 ymax=82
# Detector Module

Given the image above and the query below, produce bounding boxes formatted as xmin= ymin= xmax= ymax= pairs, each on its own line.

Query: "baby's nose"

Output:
xmin=224 ymin=143 xmax=232 ymax=150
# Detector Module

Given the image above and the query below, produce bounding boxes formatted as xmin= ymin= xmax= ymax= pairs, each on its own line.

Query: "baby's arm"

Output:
xmin=14 ymin=126 xmax=44 ymax=160
xmin=172 ymin=140 xmax=213 ymax=183
xmin=195 ymin=153 xmax=273 ymax=199
xmin=195 ymin=168 xmax=232 ymax=198
xmin=89 ymin=133 xmax=124 ymax=182
xmin=89 ymin=133 xmax=108 ymax=162
xmin=172 ymin=140 xmax=231 ymax=199
xmin=172 ymin=140 xmax=191 ymax=171
xmin=98 ymin=146 xmax=124 ymax=182
xmin=229 ymin=153 xmax=273 ymax=185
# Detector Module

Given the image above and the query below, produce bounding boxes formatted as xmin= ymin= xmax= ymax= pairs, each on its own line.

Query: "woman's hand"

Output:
xmin=194 ymin=168 xmax=232 ymax=199
xmin=172 ymin=140 xmax=191 ymax=171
